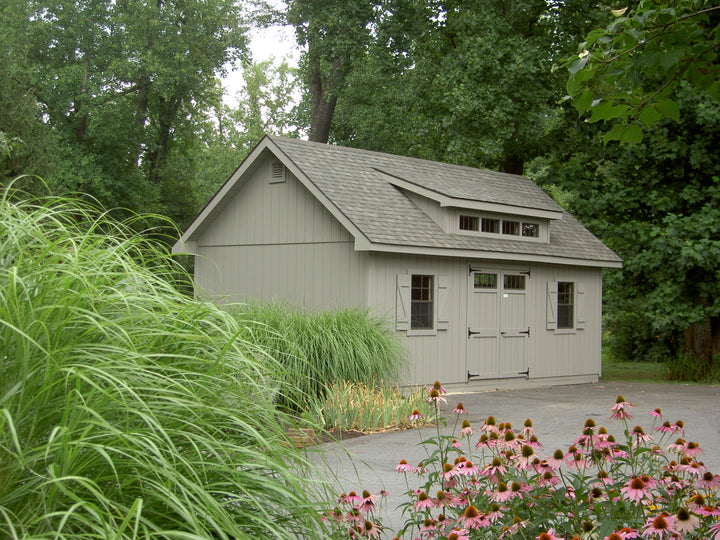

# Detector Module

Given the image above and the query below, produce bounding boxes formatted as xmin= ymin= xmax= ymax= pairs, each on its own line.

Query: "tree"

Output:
xmin=285 ymin=0 xmax=380 ymax=143
xmin=331 ymin=0 xmax=610 ymax=174
xmin=565 ymin=0 xmax=720 ymax=143
xmin=2 ymin=0 xmax=249 ymax=227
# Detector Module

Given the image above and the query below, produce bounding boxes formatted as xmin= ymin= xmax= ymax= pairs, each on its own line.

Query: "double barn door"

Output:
xmin=467 ymin=268 xmax=529 ymax=380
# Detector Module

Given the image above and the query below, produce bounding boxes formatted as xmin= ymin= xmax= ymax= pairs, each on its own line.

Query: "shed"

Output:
xmin=174 ymin=135 xmax=622 ymax=390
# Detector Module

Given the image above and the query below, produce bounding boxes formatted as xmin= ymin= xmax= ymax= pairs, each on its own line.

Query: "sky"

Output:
xmin=221 ymin=22 xmax=299 ymax=103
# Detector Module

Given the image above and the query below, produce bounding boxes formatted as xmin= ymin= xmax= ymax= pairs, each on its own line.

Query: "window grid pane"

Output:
xmin=557 ymin=282 xmax=574 ymax=329
xmin=502 ymin=220 xmax=520 ymax=235
xmin=411 ymin=275 xmax=434 ymax=329
xmin=459 ymin=215 xmax=479 ymax=231
xmin=474 ymin=273 xmax=497 ymax=289
xmin=503 ymin=275 xmax=526 ymax=290
xmin=522 ymin=223 xmax=539 ymax=237
xmin=481 ymin=218 xmax=500 ymax=233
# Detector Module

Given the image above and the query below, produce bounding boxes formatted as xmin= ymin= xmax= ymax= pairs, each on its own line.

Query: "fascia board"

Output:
xmin=384 ymin=175 xmax=564 ymax=221
xmin=354 ymin=242 xmax=623 ymax=269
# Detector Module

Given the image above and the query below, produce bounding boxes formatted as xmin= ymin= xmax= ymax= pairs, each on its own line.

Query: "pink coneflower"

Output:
xmin=642 ymin=513 xmax=676 ymax=538
xmin=621 ymin=477 xmax=651 ymax=504
xmin=419 ymin=518 xmax=438 ymax=537
xmin=481 ymin=416 xmax=499 ymax=434
xmin=358 ymin=490 xmax=379 ymax=513
xmin=427 ymin=387 xmax=447 ymax=405
xmin=435 ymin=490 xmax=462 ymax=509
xmin=480 ymin=456 xmax=507 ymax=479
xmin=454 ymin=459 xmax=479 ymax=476
xmin=512 ymin=444 xmax=536 ymax=470
xmin=498 ymin=518 xmax=528 ymax=539
xmin=698 ymin=471 xmax=720 ymax=489
xmin=709 ymin=522 xmax=720 ymax=540
xmin=538 ymin=469 xmax=561 ymax=487
xmin=616 ymin=526 xmax=640 ymax=538
xmin=546 ymin=449 xmax=566 ymax=469
xmin=667 ymin=438 xmax=686 ymax=454
xmin=609 ymin=395 xmax=635 ymax=420
xmin=451 ymin=438 xmax=462 ymax=448
xmin=673 ymin=507 xmax=699 ymax=535
xmin=460 ymin=419 xmax=476 ymax=438
xmin=489 ymin=482 xmax=518 ymax=502
xmin=521 ymin=418 xmax=535 ymax=438
xmin=409 ymin=409 xmax=425 ymax=422
xmin=453 ymin=403 xmax=468 ymax=414
xmin=360 ymin=520 xmax=382 ymax=538
xmin=414 ymin=460 xmax=428 ymax=474
xmin=682 ymin=441 xmax=704 ymax=458
xmin=395 ymin=459 xmax=413 ymax=473
xmin=536 ymin=529 xmax=563 ymax=540
xmin=655 ymin=421 xmax=681 ymax=435
xmin=414 ymin=491 xmax=435 ymax=511
xmin=447 ymin=528 xmax=471 ymax=540
xmin=339 ymin=491 xmax=362 ymax=505
xmin=696 ymin=504 xmax=720 ymax=516
xmin=649 ymin=408 xmax=663 ymax=419
xmin=431 ymin=380 xmax=447 ymax=394
xmin=457 ymin=505 xmax=490 ymax=529
xmin=631 ymin=425 xmax=653 ymax=445
xmin=678 ymin=460 xmax=705 ymax=476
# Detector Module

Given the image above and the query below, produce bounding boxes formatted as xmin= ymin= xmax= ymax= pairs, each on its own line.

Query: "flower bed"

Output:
xmin=323 ymin=382 xmax=720 ymax=539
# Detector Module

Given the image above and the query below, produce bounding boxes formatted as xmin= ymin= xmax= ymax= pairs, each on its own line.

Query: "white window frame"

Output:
xmin=455 ymin=211 xmax=546 ymax=242
xmin=396 ymin=272 xmax=449 ymax=336
xmin=546 ymin=280 xmax=585 ymax=333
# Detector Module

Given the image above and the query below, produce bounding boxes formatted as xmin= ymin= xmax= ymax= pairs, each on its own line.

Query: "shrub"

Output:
xmin=0 ymin=190 xmax=324 ymax=538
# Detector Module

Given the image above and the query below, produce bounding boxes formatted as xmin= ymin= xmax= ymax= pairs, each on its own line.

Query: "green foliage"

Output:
xmin=535 ymin=84 xmax=720 ymax=366
xmin=331 ymin=1 xmax=611 ymax=173
xmin=316 ymin=382 xmax=433 ymax=433
xmin=232 ymin=302 xmax=407 ymax=410
xmin=666 ymin=353 xmax=720 ymax=382
xmin=565 ymin=0 xmax=720 ymax=142
xmin=0 ymin=190 xmax=325 ymax=538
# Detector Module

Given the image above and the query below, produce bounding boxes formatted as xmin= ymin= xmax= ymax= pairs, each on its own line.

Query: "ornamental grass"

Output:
xmin=0 ymin=189 xmax=325 ymax=538
xmin=232 ymin=302 xmax=407 ymax=410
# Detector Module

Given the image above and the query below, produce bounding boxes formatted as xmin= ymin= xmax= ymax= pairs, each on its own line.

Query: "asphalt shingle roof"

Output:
xmin=268 ymin=136 xmax=621 ymax=266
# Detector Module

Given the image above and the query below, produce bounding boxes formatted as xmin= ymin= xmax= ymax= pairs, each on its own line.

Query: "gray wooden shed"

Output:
xmin=174 ymin=135 xmax=622 ymax=390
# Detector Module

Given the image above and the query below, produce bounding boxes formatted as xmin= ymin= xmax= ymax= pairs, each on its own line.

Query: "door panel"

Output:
xmin=467 ymin=274 xmax=499 ymax=379
xmin=467 ymin=269 xmax=528 ymax=380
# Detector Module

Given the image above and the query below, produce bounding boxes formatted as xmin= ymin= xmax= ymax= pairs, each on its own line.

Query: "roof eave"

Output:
xmin=356 ymin=241 xmax=623 ymax=269
xmin=383 ymin=175 xmax=564 ymax=221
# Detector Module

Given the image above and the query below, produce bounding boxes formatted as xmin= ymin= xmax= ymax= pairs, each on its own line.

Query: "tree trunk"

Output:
xmin=498 ymin=153 xmax=524 ymax=175
xmin=683 ymin=316 xmax=720 ymax=369
xmin=308 ymin=58 xmax=344 ymax=144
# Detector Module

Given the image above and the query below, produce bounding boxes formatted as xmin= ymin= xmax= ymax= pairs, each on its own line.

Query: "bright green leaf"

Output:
xmin=639 ymin=105 xmax=662 ymax=128
xmin=655 ymin=98 xmax=680 ymax=121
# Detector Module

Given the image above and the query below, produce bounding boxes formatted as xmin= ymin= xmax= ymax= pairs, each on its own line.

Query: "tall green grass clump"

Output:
xmin=234 ymin=302 xmax=407 ymax=409
xmin=0 ymin=189 xmax=324 ymax=538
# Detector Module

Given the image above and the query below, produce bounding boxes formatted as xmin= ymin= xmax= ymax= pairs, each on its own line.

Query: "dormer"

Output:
xmin=385 ymin=173 xmax=562 ymax=245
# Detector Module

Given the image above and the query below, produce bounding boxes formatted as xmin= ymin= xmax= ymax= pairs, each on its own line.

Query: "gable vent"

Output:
xmin=269 ymin=160 xmax=286 ymax=183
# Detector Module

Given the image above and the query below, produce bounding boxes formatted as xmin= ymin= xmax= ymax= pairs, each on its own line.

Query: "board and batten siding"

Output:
xmin=364 ymin=254 xmax=604 ymax=388
xmin=193 ymin=158 xmax=367 ymax=309
xmin=365 ymin=252 xmax=469 ymax=386
xmin=528 ymin=264 xmax=603 ymax=380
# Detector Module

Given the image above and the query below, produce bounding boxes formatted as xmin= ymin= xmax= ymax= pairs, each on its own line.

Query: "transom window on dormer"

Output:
xmin=459 ymin=215 xmax=479 ymax=231
xmin=458 ymin=214 xmax=541 ymax=240
xmin=481 ymin=218 xmax=499 ymax=233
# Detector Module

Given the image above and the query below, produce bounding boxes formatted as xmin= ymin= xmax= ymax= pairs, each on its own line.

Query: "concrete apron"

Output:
xmin=310 ymin=382 xmax=720 ymax=536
